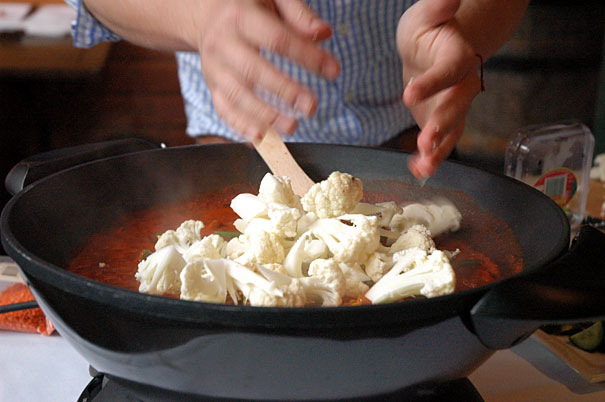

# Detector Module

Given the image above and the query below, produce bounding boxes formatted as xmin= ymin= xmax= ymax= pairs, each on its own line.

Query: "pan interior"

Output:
xmin=2 ymin=143 xmax=569 ymax=309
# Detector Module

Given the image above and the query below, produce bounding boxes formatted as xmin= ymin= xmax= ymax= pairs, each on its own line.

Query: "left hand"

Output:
xmin=397 ymin=0 xmax=482 ymax=178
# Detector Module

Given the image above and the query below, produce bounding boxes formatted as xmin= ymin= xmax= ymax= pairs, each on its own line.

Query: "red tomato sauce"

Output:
xmin=67 ymin=185 xmax=524 ymax=299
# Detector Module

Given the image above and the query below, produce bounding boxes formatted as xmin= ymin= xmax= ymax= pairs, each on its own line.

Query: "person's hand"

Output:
xmin=397 ymin=0 xmax=482 ymax=178
xmin=197 ymin=0 xmax=340 ymax=142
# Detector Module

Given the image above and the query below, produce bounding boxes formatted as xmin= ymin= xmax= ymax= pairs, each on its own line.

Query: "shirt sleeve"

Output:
xmin=64 ymin=0 xmax=121 ymax=48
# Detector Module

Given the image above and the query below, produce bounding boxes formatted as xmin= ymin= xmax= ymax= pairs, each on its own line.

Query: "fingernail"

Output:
xmin=321 ymin=60 xmax=340 ymax=80
xmin=294 ymin=93 xmax=316 ymax=117
xmin=310 ymin=18 xmax=326 ymax=31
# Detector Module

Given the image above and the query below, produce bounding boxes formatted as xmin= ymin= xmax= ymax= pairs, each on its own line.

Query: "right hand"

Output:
xmin=197 ymin=0 xmax=340 ymax=142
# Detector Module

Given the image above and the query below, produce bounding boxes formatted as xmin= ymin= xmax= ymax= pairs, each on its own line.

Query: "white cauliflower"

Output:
xmin=390 ymin=199 xmax=461 ymax=237
xmin=248 ymin=277 xmax=307 ymax=307
xmin=351 ymin=201 xmax=403 ymax=227
xmin=300 ymin=259 xmax=347 ymax=306
xmin=136 ymin=245 xmax=186 ymax=294
xmin=301 ymin=171 xmax=363 ymax=218
xmin=240 ymin=203 xmax=302 ymax=239
xmin=229 ymin=231 xmax=286 ymax=268
xmin=283 ymin=231 xmax=329 ymax=278
xmin=310 ymin=214 xmax=380 ymax=263
xmin=338 ymin=262 xmax=371 ymax=299
xmin=230 ymin=193 xmax=268 ymax=223
xmin=296 ymin=212 xmax=319 ymax=236
xmin=365 ymin=248 xmax=456 ymax=304
xmin=180 ymin=259 xmax=229 ymax=303
xmin=259 ymin=263 xmax=289 ymax=276
xmin=258 ymin=173 xmax=303 ymax=210
xmin=182 ymin=234 xmax=227 ymax=263
xmin=390 ymin=224 xmax=435 ymax=254
xmin=364 ymin=252 xmax=394 ymax=282
xmin=155 ymin=220 xmax=204 ymax=253
xmin=135 ymin=171 xmax=462 ymax=307
xmin=226 ymin=260 xmax=305 ymax=306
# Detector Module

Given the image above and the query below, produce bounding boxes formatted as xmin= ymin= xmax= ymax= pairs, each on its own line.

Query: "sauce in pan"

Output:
xmin=67 ymin=182 xmax=524 ymax=301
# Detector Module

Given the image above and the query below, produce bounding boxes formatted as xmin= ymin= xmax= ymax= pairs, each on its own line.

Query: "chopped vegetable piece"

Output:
xmin=569 ymin=321 xmax=603 ymax=352
xmin=214 ymin=231 xmax=240 ymax=239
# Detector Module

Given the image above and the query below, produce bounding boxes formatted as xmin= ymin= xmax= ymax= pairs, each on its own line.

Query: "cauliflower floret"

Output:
xmin=258 ymin=173 xmax=303 ymax=210
xmin=267 ymin=203 xmax=302 ymax=238
xmin=310 ymin=214 xmax=380 ymax=263
xmin=224 ymin=260 xmax=305 ymax=306
xmin=182 ymin=234 xmax=227 ymax=263
xmin=240 ymin=203 xmax=302 ymax=239
xmin=338 ymin=262 xmax=371 ymax=299
xmin=283 ymin=231 xmax=330 ymax=278
xmin=364 ymin=252 xmax=394 ymax=282
xmin=351 ymin=201 xmax=403 ymax=226
xmin=300 ymin=258 xmax=347 ymax=306
xmin=365 ymin=248 xmax=456 ymax=304
xmin=301 ymin=171 xmax=363 ymax=218
xmin=229 ymin=231 xmax=286 ymax=268
xmin=180 ymin=259 xmax=229 ymax=303
xmin=248 ymin=278 xmax=307 ymax=307
xmin=390 ymin=199 xmax=461 ymax=237
xmin=155 ymin=220 xmax=204 ymax=253
xmin=136 ymin=245 xmax=186 ymax=294
xmin=296 ymin=212 xmax=318 ymax=236
xmin=230 ymin=193 xmax=268 ymax=223
xmin=259 ymin=263 xmax=289 ymax=276
xmin=390 ymin=224 xmax=436 ymax=254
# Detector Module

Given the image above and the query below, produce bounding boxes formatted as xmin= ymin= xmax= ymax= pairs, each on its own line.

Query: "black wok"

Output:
xmin=2 ymin=139 xmax=605 ymax=401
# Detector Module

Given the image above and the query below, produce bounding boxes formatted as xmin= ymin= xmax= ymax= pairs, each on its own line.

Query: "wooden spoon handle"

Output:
xmin=253 ymin=128 xmax=314 ymax=196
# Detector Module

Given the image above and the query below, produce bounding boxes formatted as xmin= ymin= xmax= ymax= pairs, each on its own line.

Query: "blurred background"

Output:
xmin=0 ymin=0 xmax=604 ymax=220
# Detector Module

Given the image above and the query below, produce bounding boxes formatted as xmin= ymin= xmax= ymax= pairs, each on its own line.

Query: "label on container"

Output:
xmin=534 ymin=168 xmax=578 ymax=207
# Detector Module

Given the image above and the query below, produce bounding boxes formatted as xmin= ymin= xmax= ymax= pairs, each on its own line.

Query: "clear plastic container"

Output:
xmin=504 ymin=120 xmax=594 ymax=229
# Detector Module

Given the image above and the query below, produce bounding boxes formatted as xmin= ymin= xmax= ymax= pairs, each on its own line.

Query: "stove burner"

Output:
xmin=78 ymin=367 xmax=484 ymax=402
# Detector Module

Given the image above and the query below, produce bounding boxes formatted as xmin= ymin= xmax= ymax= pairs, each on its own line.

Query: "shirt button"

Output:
xmin=336 ymin=23 xmax=350 ymax=36
xmin=344 ymin=91 xmax=355 ymax=103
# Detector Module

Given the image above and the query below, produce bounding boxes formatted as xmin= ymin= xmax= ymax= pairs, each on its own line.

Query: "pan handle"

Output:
xmin=469 ymin=225 xmax=605 ymax=350
xmin=5 ymin=138 xmax=160 ymax=196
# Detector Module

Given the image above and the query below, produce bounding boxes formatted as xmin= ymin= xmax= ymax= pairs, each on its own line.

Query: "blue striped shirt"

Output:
xmin=65 ymin=0 xmax=417 ymax=145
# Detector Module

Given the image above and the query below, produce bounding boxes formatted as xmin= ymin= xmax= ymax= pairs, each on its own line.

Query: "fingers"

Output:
xmin=199 ymin=1 xmax=340 ymax=142
xmin=274 ymin=0 xmax=333 ymax=41
xmin=210 ymin=63 xmax=298 ymax=142
xmin=408 ymin=121 xmax=465 ymax=179
xmin=404 ymin=44 xmax=478 ymax=106
xmin=236 ymin=5 xmax=340 ymax=80
xmin=407 ymin=72 xmax=481 ymax=178
xmin=207 ymin=32 xmax=318 ymax=117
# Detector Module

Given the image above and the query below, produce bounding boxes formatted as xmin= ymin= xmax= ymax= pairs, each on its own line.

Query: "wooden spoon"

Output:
xmin=253 ymin=128 xmax=315 ymax=196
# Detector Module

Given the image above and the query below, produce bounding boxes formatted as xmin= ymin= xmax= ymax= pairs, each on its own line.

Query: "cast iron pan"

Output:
xmin=2 ymin=139 xmax=604 ymax=401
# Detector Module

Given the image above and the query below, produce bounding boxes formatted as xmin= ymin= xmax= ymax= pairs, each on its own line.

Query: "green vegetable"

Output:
xmin=140 ymin=249 xmax=153 ymax=260
xmin=569 ymin=321 xmax=603 ymax=352
xmin=214 ymin=230 xmax=240 ymax=239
